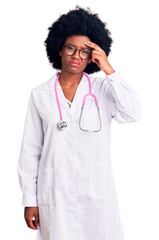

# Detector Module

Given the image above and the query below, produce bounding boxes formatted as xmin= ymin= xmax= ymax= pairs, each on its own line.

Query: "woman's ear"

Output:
xmin=59 ymin=51 xmax=61 ymax=57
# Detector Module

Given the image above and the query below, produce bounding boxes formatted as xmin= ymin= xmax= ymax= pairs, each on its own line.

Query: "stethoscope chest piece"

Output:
xmin=57 ymin=120 xmax=67 ymax=130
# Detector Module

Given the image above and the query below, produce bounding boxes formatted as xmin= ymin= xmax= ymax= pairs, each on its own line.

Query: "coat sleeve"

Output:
xmin=105 ymin=71 xmax=142 ymax=123
xmin=17 ymin=89 xmax=44 ymax=207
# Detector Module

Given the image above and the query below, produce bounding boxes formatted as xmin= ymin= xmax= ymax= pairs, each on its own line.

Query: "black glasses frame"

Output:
xmin=63 ymin=44 xmax=92 ymax=59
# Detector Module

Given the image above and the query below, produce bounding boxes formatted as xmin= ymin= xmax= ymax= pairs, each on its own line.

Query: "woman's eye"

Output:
xmin=67 ymin=46 xmax=74 ymax=50
xmin=82 ymin=50 xmax=91 ymax=54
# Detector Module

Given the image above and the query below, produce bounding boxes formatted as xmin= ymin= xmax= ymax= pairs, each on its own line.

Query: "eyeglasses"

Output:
xmin=63 ymin=44 xmax=92 ymax=59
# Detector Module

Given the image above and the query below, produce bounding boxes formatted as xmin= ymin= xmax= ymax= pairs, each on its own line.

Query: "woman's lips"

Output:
xmin=69 ymin=62 xmax=80 ymax=66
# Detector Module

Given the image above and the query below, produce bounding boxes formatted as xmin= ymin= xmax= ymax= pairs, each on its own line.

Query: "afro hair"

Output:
xmin=44 ymin=5 xmax=113 ymax=74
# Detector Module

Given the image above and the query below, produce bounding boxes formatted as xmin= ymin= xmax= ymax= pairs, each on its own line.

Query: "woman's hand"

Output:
xmin=24 ymin=207 xmax=39 ymax=230
xmin=84 ymin=41 xmax=115 ymax=75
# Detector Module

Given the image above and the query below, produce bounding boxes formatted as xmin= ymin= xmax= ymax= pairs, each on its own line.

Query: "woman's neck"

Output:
xmin=58 ymin=70 xmax=83 ymax=87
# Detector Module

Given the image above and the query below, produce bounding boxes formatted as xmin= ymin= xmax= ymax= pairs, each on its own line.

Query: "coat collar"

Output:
xmin=41 ymin=71 xmax=93 ymax=118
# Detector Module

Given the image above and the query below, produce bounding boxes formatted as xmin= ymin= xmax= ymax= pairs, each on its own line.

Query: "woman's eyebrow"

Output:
xmin=66 ymin=43 xmax=92 ymax=50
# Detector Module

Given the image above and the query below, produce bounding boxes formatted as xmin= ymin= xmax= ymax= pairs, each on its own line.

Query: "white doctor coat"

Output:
xmin=18 ymin=70 xmax=141 ymax=240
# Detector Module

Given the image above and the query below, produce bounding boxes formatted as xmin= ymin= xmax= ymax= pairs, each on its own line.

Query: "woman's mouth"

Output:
xmin=69 ymin=62 xmax=80 ymax=66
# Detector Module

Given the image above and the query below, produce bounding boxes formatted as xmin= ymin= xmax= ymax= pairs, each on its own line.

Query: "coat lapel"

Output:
xmin=41 ymin=71 xmax=91 ymax=118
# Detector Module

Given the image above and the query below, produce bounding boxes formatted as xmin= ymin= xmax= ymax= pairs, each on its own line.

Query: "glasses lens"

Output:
xmin=80 ymin=50 xmax=92 ymax=59
xmin=64 ymin=46 xmax=75 ymax=55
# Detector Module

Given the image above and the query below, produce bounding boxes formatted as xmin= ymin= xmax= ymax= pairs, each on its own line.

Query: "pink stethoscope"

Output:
xmin=55 ymin=72 xmax=102 ymax=132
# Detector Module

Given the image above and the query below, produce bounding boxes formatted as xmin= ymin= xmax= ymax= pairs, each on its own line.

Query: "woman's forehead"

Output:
xmin=65 ymin=35 xmax=91 ymax=45
xmin=64 ymin=35 xmax=91 ymax=46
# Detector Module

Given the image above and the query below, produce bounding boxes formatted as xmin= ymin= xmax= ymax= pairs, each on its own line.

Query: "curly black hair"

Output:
xmin=44 ymin=5 xmax=113 ymax=74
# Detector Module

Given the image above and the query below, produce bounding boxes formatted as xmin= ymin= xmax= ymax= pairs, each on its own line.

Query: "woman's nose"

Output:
xmin=72 ymin=49 xmax=80 ymax=58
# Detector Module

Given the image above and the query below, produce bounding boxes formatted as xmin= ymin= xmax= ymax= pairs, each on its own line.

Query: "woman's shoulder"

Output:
xmin=31 ymin=72 xmax=58 ymax=95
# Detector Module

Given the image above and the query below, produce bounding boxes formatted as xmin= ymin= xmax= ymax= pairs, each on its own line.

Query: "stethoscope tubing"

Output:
xmin=55 ymin=73 xmax=63 ymax=121
xmin=55 ymin=71 xmax=102 ymax=131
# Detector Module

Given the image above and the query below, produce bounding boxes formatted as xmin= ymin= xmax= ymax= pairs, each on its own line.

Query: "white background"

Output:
xmin=0 ymin=0 xmax=158 ymax=239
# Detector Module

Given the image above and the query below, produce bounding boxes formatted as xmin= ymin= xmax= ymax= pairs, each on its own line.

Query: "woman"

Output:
xmin=18 ymin=5 xmax=141 ymax=240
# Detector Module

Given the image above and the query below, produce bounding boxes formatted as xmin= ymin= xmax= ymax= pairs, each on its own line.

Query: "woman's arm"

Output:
xmin=17 ymin=89 xmax=44 ymax=207
xmin=106 ymin=71 xmax=142 ymax=123
xmin=84 ymin=41 xmax=142 ymax=123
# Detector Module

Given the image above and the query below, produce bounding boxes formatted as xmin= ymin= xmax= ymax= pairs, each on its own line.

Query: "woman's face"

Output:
xmin=59 ymin=35 xmax=92 ymax=74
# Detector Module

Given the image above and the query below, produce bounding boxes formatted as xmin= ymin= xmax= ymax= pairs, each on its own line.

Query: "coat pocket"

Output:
xmin=89 ymin=160 xmax=110 ymax=199
xmin=37 ymin=168 xmax=55 ymax=206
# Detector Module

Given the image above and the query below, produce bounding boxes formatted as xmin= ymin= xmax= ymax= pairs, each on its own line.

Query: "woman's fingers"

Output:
xmin=25 ymin=216 xmax=38 ymax=230
xmin=34 ymin=212 xmax=39 ymax=228
xmin=84 ymin=41 xmax=103 ymax=52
